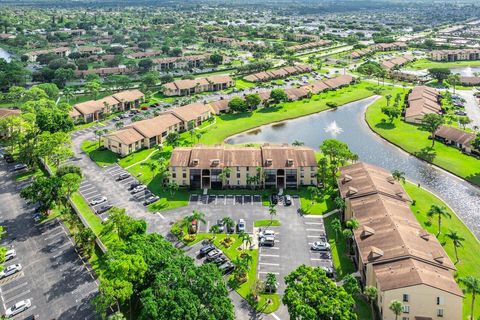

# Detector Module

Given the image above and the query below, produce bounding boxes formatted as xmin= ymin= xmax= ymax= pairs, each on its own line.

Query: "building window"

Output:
xmin=437 ymin=297 xmax=444 ymax=305
xmin=402 ymin=318 xmax=409 ymax=320
xmin=237 ymin=173 xmax=241 ymax=178
xmin=300 ymin=167 xmax=304 ymax=171
xmin=182 ymin=173 xmax=186 ymax=179
xmin=403 ymin=294 xmax=409 ymax=302
xmin=182 ymin=180 xmax=186 ymax=185
xmin=437 ymin=309 xmax=444 ymax=317
xmin=246 ymin=167 xmax=249 ymax=172
xmin=402 ymin=305 xmax=409 ymax=314
xmin=172 ymin=173 xmax=176 ymax=179
xmin=237 ymin=166 xmax=240 ymax=171
xmin=237 ymin=180 xmax=240 ymax=185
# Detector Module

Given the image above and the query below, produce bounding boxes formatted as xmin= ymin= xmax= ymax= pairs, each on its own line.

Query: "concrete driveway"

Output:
xmin=457 ymin=90 xmax=480 ymax=129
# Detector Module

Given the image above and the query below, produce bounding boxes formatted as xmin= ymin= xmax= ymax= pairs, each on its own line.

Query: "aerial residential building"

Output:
xmin=337 ymin=162 xmax=463 ymax=320
xmin=25 ymin=47 xmax=71 ymax=62
xmin=459 ymin=76 xmax=480 ymax=86
xmin=243 ymin=64 xmax=312 ymax=82
xmin=380 ymin=54 xmax=416 ymax=70
xmin=70 ymin=90 xmax=145 ymax=123
xmin=168 ymin=144 xmax=318 ymax=189
xmin=152 ymin=54 xmax=210 ymax=71
xmin=434 ymin=125 xmax=478 ymax=154
xmin=77 ymin=46 xmax=104 ymax=55
xmin=102 ymin=102 xmax=212 ymax=156
xmin=430 ymin=49 xmax=480 ymax=61
xmin=373 ymin=42 xmax=407 ymax=51
xmin=404 ymin=86 xmax=442 ymax=123
xmin=288 ymin=40 xmax=331 ymax=51
xmin=75 ymin=67 xmax=137 ymax=78
xmin=162 ymin=75 xmax=235 ymax=96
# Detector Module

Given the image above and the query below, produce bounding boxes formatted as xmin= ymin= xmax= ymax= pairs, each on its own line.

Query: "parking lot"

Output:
xmin=0 ymin=161 xmax=98 ymax=319
xmin=181 ymin=196 xmax=332 ymax=294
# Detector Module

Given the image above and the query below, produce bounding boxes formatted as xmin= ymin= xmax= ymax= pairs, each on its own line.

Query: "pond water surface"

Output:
xmin=226 ymin=96 xmax=480 ymax=238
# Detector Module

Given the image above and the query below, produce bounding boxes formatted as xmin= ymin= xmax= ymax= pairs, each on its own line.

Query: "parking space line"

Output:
xmin=5 ymin=289 xmax=30 ymax=304
xmin=304 ymin=215 xmax=323 ymax=219
xmin=307 ymin=235 xmax=320 ymax=238
xmin=258 ymin=271 xmax=280 ymax=275
xmin=259 ymin=262 xmax=280 ymax=266
xmin=306 ymin=228 xmax=324 ymax=232
xmin=259 ymin=254 xmax=279 ymax=258
xmin=44 ymin=231 xmax=64 ymax=241
xmin=2 ymin=282 xmax=28 ymax=295
xmin=304 ymin=222 xmax=323 ymax=225
xmin=261 ymin=246 xmax=280 ymax=250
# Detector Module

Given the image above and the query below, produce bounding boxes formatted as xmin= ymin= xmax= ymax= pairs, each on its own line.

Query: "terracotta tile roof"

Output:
xmin=104 ymin=128 xmax=144 ymax=145
xmin=0 ymin=109 xmax=21 ymax=118
xmin=374 ymin=258 xmax=463 ymax=297
xmin=322 ymin=75 xmax=354 ymax=89
xmin=261 ymin=144 xmax=317 ymax=169
xmin=284 ymin=87 xmax=309 ymax=100
xmin=243 ymin=64 xmax=312 ymax=82
xmin=337 ymin=162 xmax=411 ymax=202
xmin=125 ymin=113 xmax=182 ymax=138
xmin=405 ymin=86 xmax=442 ymax=120
xmin=112 ymin=89 xmax=145 ymax=103
xmin=434 ymin=125 xmax=475 ymax=147
xmin=460 ymin=76 xmax=480 ymax=85
xmin=169 ymin=103 xmax=211 ymax=122
xmin=209 ymin=99 xmax=230 ymax=114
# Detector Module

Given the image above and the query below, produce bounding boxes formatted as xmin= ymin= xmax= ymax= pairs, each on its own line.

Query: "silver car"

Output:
xmin=90 ymin=196 xmax=107 ymax=206
xmin=5 ymin=249 xmax=16 ymax=261
xmin=6 ymin=299 xmax=31 ymax=317
xmin=0 ymin=264 xmax=22 ymax=279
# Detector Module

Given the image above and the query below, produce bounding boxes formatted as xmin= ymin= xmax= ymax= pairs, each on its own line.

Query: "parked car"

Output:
xmin=218 ymin=261 xmax=235 ymax=274
xmin=116 ymin=172 xmax=130 ymax=181
xmin=32 ymin=212 xmax=42 ymax=222
xmin=212 ymin=255 xmax=228 ymax=266
xmin=143 ymin=195 xmax=160 ymax=206
xmin=199 ymin=244 xmax=215 ymax=257
xmin=321 ymin=266 xmax=335 ymax=278
xmin=284 ymin=195 xmax=292 ymax=206
xmin=0 ymin=264 xmax=22 ymax=279
xmin=90 ymin=196 xmax=107 ymax=206
xmin=258 ymin=229 xmax=275 ymax=239
xmin=454 ymin=110 xmax=467 ymax=116
xmin=237 ymin=219 xmax=246 ymax=233
xmin=128 ymin=182 xmax=142 ymax=190
xmin=96 ymin=204 xmax=113 ymax=214
xmin=11 ymin=164 xmax=27 ymax=172
xmin=311 ymin=241 xmax=331 ymax=251
xmin=206 ymin=249 xmax=222 ymax=262
xmin=270 ymin=194 xmax=278 ymax=205
xmin=112 ymin=116 xmax=121 ymax=121
xmin=131 ymin=185 xmax=147 ymax=193
xmin=320 ymin=251 xmax=332 ymax=259
xmin=5 ymin=249 xmax=16 ymax=261
xmin=22 ymin=315 xmax=35 ymax=320
xmin=5 ymin=299 xmax=31 ymax=317
xmin=189 ymin=220 xmax=198 ymax=234
xmin=216 ymin=220 xmax=225 ymax=232
xmin=227 ymin=221 xmax=236 ymax=233
xmin=260 ymin=235 xmax=275 ymax=247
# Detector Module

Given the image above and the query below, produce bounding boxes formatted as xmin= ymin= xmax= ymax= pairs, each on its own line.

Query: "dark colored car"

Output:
xmin=116 ymin=172 xmax=130 ymax=181
xmin=213 ymin=255 xmax=228 ymax=266
xmin=270 ymin=194 xmax=278 ymax=205
xmin=96 ymin=204 xmax=113 ymax=214
xmin=199 ymin=244 xmax=215 ymax=257
xmin=218 ymin=262 xmax=235 ymax=274
xmin=206 ymin=249 xmax=222 ymax=262
xmin=3 ymin=154 xmax=14 ymax=163
xmin=11 ymin=164 xmax=27 ymax=171
xmin=128 ymin=182 xmax=142 ymax=190
xmin=322 ymin=266 xmax=335 ymax=278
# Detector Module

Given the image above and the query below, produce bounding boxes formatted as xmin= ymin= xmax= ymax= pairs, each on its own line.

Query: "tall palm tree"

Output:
xmin=218 ymin=167 xmax=231 ymax=189
xmin=222 ymin=217 xmax=235 ymax=240
xmin=364 ymin=286 xmax=378 ymax=319
xmin=268 ymin=204 xmax=277 ymax=224
xmin=446 ymin=230 xmax=465 ymax=264
xmin=392 ymin=170 xmax=406 ymax=184
xmin=389 ymin=300 xmax=403 ymax=320
xmin=292 ymin=140 xmax=304 ymax=146
xmin=63 ymin=86 xmax=74 ymax=103
xmin=265 ymin=273 xmax=277 ymax=293
xmin=427 ymin=204 xmax=451 ymax=236
xmin=460 ymin=276 xmax=480 ymax=320
xmin=331 ymin=218 xmax=342 ymax=241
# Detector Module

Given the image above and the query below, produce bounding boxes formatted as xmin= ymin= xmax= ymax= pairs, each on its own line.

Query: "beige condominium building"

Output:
xmin=430 ymin=49 xmax=480 ymax=62
xmin=169 ymin=144 xmax=317 ymax=189
xmin=103 ymin=102 xmax=212 ymax=156
xmin=404 ymin=86 xmax=442 ymax=124
xmin=337 ymin=162 xmax=463 ymax=320
xmin=162 ymin=75 xmax=235 ymax=96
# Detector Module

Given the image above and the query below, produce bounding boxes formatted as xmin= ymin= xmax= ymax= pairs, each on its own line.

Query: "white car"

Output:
xmin=5 ymin=299 xmax=31 ymax=317
xmin=90 ymin=196 xmax=107 ymax=206
xmin=258 ymin=229 xmax=275 ymax=239
xmin=311 ymin=241 xmax=331 ymax=251
xmin=0 ymin=264 xmax=22 ymax=279
xmin=131 ymin=185 xmax=147 ymax=193
xmin=5 ymin=249 xmax=16 ymax=261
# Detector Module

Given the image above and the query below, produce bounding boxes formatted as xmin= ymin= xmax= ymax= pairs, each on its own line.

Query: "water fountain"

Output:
xmin=324 ymin=120 xmax=343 ymax=136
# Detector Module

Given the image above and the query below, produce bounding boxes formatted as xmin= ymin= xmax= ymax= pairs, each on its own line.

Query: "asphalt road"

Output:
xmin=457 ymin=90 xmax=480 ymax=128
xmin=0 ymin=160 xmax=98 ymax=319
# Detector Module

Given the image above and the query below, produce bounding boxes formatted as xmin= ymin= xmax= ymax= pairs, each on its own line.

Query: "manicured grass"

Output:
xmin=70 ymin=192 xmax=104 ymax=236
xmin=235 ymin=79 xmax=257 ymax=90
xmin=199 ymin=81 xmax=375 ymax=144
xmin=365 ymin=88 xmax=480 ymax=186
xmin=404 ymin=182 xmax=480 ymax=319
xmin=291 ymin=189 xmax=335 ymax=215
xmin=254 ymin=220 xmax=281 ymax=227
xmin=407 ymin=58 xmax=480 ymax=70
xmin=187 ymin=233 xmax=280 ymax=314
xmin=81 ymin=140 xmax=119 ymax=167
xmin=324 ymin=213 xmax=355 ymax=280
xmin=15 ymin=168 xmax=43 ymax=182
xmin=74 ymin=120 xmax=106 ymax=131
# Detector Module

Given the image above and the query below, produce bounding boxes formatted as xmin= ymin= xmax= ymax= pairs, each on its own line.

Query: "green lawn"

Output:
xmin=404 ymin=182 xmax=480 ymax=319
xmin=365 ymin=89 xmax=480 ymax=186
xmin=199 ymin=81 xmax=376 ymax=144
xmin=234 ymin=79 xmax=257 ymax=90
xmin=254 ymin=220 xmax=281 ymax=227
xmin=81 ymin=140 xmax=119 ymax=167
xmin=187 ymin=233 xmax=280 ymax=314
xmin=406 ymin=58 xmax=480 ymax=70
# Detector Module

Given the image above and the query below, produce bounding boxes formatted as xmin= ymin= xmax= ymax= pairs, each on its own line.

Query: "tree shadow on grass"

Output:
xmin=374 ymin=121 xmax=395 ymax=130
xmin=465 ymin=172 xmax=480 ymax=187
xmin=414 ymin=146 xmax=437 ymax=162
xmin=256 ymin=105 xmax=282 ymax=113
xmin=220 ymin=112 xmax=254 ymax=121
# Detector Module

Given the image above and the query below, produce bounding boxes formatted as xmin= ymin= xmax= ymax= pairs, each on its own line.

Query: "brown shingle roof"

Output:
xmin=434 ymin=125 xmax=475 ymax=147
xmin=169 ymin=103 xmax=211 ymax=122
xmin=112 ymin=89 xmax=144 ymax=103
xmin=104 ymin=128 xmax=144 ymax=145
xmin=0 ymin=109 xmax=21 ymax=118
xmin=125 ymin=113 xmax=182 ymax=138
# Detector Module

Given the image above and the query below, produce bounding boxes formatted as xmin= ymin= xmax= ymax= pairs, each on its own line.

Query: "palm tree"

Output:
xmin=222 ymin=217 xmax=235 ymax=240
xmin=385 ymin=94 xmax=392 ymax=107
xmin=448 ymin=73 xmax=461 ymax=94
xmin=210 ymin=224 xmax=221 ymax=235
xmin=190 ymin=210 xmax=206 ymax=234
xmin=94 ymin=129 xmax=107 ymax=148
xmin=63 ymin=86 xmax=74 ymax=103
xmin=364 ymin=286 xmax=378 ymax=319
xmin=331 ymin=218 xmax=342 ymax=241
xmin=445 ymin=230 xmax=465 ymax=264
xmin=346 ymin=218 xmax=359 ymax=230
xmin=268 ymin=204 xmax=277 ymax=225
xmin=427 ymin=204 xmax=451 ymax=236
xmin=389 ymin=300 xmax=403 ymax=320
xmin=292 ymin=140 xmax=304 ymax=146
xmin=307 ymin=186 xmax=319 ymax=205
xmin=265 ymin=273 xmax=277 ymax=293
xmin=218 ymin=167 xmax=231 ymax=189
xmin=460 ymin=276 xmax=480 ymax=320
xmin=392 ymin=170 xmax=405 ymax=184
